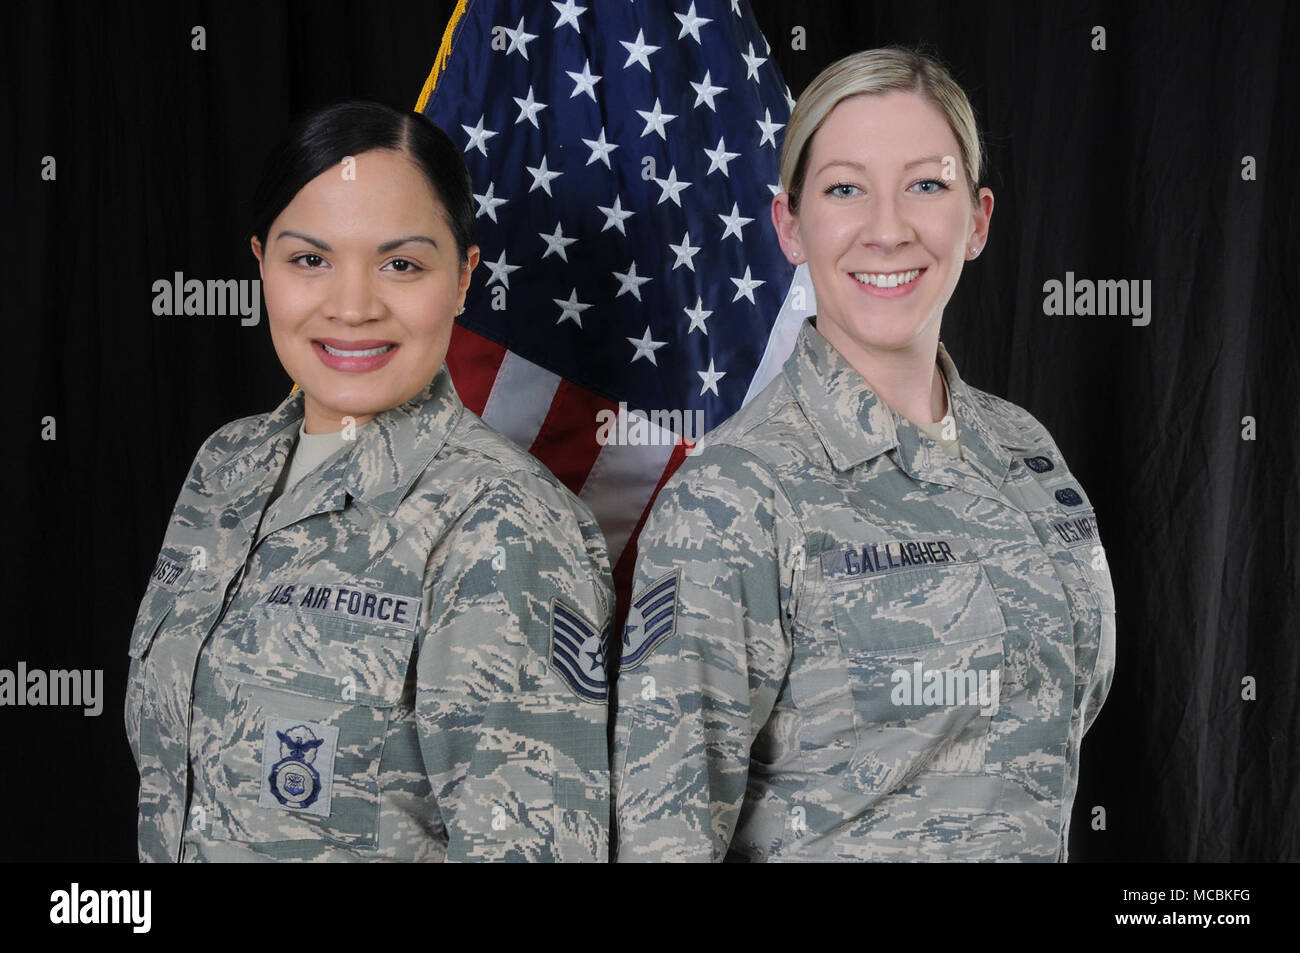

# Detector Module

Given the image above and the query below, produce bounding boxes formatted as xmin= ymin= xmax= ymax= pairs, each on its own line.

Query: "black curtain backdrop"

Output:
xmin=1 ymin=0 xmax=1295 ymax=865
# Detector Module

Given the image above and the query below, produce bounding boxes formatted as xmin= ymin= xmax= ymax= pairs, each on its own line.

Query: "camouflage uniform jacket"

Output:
xmin=127 ymin=368 xmax=614 ymax=861
xmin=613 ymin=320 xmax=1116 ymax=861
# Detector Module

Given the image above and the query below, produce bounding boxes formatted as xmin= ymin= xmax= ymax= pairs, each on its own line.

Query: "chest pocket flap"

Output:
xmin=213 ymin=590 xmax=420 ymax=709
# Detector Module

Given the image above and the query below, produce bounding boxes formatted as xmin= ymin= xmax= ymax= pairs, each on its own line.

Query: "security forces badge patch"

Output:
xmin=258 ymin=715 xmax=340 ymax=818
xmin=550 ymin=600 xmax=609 ymax=704
xmin=620 ymin=569 xmax=679 ymax=671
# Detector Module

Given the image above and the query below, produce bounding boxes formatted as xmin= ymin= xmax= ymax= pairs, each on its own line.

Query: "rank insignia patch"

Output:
xmin=620 ymin=570 xmax=680 ymax=671
xmin=550 ymin=600 xmax=608 ymax=704
xmin=258 ymin=716 xmax=339 ymax=817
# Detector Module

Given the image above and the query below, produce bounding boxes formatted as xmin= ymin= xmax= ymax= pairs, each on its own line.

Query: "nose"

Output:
xmin=326 ymin=261 xmax=384 ymax=325
xmin=859 ymin=190 xmax=912 ymax=253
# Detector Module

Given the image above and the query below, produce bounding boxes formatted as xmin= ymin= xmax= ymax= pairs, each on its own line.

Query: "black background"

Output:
xmin=1 ymin=0 xmax=1296 ymax=864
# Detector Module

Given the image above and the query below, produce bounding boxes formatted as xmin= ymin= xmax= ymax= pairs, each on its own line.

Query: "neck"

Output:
xmin=301 ymin=397 xmax=375 ymax=435
xmin=815 ymin=321 xmax=946 ymax=425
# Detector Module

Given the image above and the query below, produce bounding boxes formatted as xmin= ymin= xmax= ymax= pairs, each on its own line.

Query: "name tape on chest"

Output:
xmin=147 ymin=553 xmax=192 ymax=593
xmin=257 ymin=582 xmax=419 ymax=632
xmin=821 ymin=539 xmax=977 ymax=583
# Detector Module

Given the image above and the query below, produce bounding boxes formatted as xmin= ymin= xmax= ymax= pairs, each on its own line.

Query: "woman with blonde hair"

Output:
xmin=614 ymin=47 xmax=1115 ymax=862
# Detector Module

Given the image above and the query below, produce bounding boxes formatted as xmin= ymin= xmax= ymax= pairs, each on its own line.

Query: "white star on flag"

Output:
xmin=553 ymin=288 xmax=592 ymax=326
xmin=566 ymin=60 xmax=602 ymax=101
xmin=674 ymin=2 xmax=712 ymax=43
xmin=698 ymin=358 xmax=726 ymax=396
xmin=596 ymin=196 xmax=635 ymax=234
xmin=627 ymin=326 xmax=668 ymax=365
xmin=653 ymin=167 xmax=692 ymax=206
xmin=513 ymin=86 xmax=548 ymax=127
xmin=756 ymin=108 xmax=784 ymax=148
xmin=620 ymin=29 xmax=660 ymax=71
xmin=684 ymin=296 xmax=713 ymax=334
xmin=690 ymin=71 xmax=726 ymax=111
xmin=582 ymin=128 xmax=619 ymax=168
xmin=704 ymin=136 xmax=741 ymax=177
xmin=460 ymin=115 xmax=498 ymax=156
xmin=526 ymin=156 xmax=562 ymax=195
xmin=742 ymin=42 xmax=767 ymax=82
xmin=637 ymin=98 xmax=677 ymax=140
xmin=551 ymin=0 xmax=587 ymax=33
xmin=669 ymin=231 xmax=701 ymax=271
xmin=473 ymin=182 xmax=508 ymax=222
xmin=613 ymin=261 xmax=652 ymax=300
xmin=718 ymin=202 xmax=754 ymax=242
xmin=501 ymin=17 xmax=539 ymax=60
xmin=730 ymin=265 xmax=765 ymax=303
xmin=485 ymin=249 xmax=522 ymax=289
xmin=539 ymin=223 xmax=577 ymax=261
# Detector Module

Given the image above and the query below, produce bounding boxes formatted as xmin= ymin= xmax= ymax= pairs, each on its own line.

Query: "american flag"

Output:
xmin=418 ymin=0 xmax=815 ymax=607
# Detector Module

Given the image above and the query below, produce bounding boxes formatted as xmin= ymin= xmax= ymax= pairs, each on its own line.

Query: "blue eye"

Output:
xmin=825 ymin=182 xmax=860 ymax=198
xmin=912 ymin=179 xmax=950 ymax=194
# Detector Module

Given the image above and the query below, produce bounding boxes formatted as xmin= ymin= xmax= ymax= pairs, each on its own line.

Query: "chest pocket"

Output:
xmin=823 ymin=554 xmax=1008 ymax=796
xmin=207 ymin=596 xmax=419 ymax=850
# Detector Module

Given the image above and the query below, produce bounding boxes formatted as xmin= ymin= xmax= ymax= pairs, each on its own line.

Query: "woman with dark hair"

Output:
xmin=126 ymin=101 xmax=613 ymax=862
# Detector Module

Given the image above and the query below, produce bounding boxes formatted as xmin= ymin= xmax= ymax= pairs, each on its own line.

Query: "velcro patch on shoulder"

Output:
xmin=620 ymin=569 xmax=680 ymax=671
xmin=550 ymin=600 xmax=608 ymax=704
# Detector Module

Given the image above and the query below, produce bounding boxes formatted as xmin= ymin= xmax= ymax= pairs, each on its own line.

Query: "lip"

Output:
xmin=848 ymin=267 xmax=926 ymax=299
xmin=312 ymin=338 xmax=400 ymax=373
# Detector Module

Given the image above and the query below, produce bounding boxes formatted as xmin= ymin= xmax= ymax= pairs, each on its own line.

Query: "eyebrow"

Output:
xmin=814 ymin=155 xmax=946 ymax=177
xmin=273 ymin=230 xmax=439 ymax=253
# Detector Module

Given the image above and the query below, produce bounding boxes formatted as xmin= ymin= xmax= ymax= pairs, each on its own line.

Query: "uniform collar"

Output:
xmin=340 ymin=366 xmax=462 ymax=513
xmin=784 ymin=320 xmax=898 ymax=471
xmin=215 ymin=367 xmax=463 ymax=541
xmin=784 ymin=319 xmax=1014 ymax=491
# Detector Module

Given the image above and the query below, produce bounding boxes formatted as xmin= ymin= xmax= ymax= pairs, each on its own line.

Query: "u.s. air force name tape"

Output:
xmin=256 ymin=581 xmax=420 ymax=632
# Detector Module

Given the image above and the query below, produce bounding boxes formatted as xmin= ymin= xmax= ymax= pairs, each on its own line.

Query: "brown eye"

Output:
xmin=383 ymin=258 xmax=423 ymax=273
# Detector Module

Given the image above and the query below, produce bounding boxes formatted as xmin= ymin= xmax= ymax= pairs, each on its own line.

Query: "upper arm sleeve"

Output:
xmin=612 ymin=446 xmax=798 ymax=862
xmin=413 ymin=474 xmax=615 ymax=862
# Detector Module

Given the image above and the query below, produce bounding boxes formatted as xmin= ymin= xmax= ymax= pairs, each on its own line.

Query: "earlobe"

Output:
xmin=771 ymin=193 xmax=802 ymax=264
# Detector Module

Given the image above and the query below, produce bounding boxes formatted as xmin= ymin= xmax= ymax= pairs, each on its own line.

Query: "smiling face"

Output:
xmin=251 ymin=148 xmax=479 ymax=433
xmin=772 ymin=90 xmax=993 ymax=363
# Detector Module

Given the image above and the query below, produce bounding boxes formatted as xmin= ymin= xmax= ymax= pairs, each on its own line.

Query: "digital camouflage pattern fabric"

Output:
xmin=614 ymin=320 xmax=1116 ymax=862
xmin=127 ymin=368 xmax=614 ymax=862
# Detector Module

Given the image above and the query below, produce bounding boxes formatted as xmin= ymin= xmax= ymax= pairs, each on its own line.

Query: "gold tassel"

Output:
xmin=415 ymin=0 xmax=470 ymax=112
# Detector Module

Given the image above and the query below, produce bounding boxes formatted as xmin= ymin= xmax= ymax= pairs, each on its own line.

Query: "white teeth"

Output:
xmin=853 ymin=269 xmax=922 ymax=288
xmin=321 ymin=343 xmax=394 ymax=358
